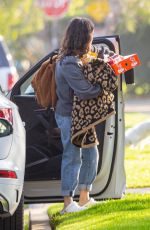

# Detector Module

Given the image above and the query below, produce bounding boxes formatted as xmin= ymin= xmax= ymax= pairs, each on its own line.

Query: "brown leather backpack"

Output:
xmin=31 ymin=54 xmax=58 ymax=108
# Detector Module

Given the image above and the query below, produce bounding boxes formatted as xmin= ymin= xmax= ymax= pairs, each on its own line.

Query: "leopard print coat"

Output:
xmin=71 ymin=58 xmax=118 ymax=148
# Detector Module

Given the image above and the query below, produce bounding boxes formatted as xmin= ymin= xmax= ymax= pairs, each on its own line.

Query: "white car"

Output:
xmin=0 ymin=92 xmax=25 ymax=229
xmin=0 ymin=35 xmax=134 ymax=229
xmin=0 ymin=36 xmax=19 ymax=92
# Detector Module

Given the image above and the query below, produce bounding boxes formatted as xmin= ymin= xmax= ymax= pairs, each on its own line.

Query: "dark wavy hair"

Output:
xmin=59 ymin=17 xmax=94 ymax=58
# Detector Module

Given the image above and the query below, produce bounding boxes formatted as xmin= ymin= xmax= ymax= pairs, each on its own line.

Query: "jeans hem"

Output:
xmin=61 ymin=190 xmax=75 ymax=197
xmin=78 ymin=184 xmax=92 ymax=191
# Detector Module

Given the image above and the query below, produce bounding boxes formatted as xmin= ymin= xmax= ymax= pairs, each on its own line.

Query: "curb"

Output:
xmin=126 ymin=187 xmax=150 ymax=194
xmin=29 ymin=204 xmax=51 ymax=230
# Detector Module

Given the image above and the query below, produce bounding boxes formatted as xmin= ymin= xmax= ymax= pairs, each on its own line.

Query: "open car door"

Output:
xmin=10 ymin=35 xmax=126 ymax=203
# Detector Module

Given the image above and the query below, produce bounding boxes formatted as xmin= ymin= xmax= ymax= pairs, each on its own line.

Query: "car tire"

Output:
xmin=0 ymin=193 xmax=24 ymax=230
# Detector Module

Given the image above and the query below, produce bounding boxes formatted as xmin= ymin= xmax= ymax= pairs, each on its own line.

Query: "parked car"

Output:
xmin=0 ymin=91 xmax=25 ymax=229
xmin=0 ymin=36 xmax=19 ymax=92
xmin=0 ymin=35 xmax=133 ymax=229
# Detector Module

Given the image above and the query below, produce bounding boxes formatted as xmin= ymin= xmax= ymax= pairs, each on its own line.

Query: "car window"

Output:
xmin=0 ymin=41 xmax=10 ymax=67
xmin=19 ymin=43 xmax=111 ymax=96
xmin=20 ymin=74 xmax=35 ymax=95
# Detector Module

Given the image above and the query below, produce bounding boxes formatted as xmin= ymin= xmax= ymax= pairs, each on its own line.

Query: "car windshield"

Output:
xmin=0 ymin=39 xmax=12 ymax=67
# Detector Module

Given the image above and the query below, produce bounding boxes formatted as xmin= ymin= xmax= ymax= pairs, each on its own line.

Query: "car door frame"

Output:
xmin=10 ymin=35 xmax=125 ymax=203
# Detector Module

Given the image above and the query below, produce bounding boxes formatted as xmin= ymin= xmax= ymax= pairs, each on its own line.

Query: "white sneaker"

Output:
xmin=60 ymin=201 xmax=86 ymax=215
xmin=80 ymin=198 xmax=97 ymax=207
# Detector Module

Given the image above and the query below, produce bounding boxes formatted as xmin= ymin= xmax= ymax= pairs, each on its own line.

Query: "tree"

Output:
xmin=0 ymin=0 xmax=44 ymax=41
xmin=119 ymin=0 xmax=150 ymax=32
xmin=0 ymin=0 xmax=46 ymax=69
xmin=67 ymin=0 xmax=110 ymax=23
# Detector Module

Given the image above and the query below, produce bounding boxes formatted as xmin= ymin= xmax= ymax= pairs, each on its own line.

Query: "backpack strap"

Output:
xmin=46 ymin=107 xmax=59 ymax=146
xmin=49 ymin=55 xmax=53 ymax=64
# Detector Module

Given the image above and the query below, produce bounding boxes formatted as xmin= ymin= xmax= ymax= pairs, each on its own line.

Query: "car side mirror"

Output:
xmin=0 ymin=119 xmax=13 ymax=137
xmin=124 ymin=68 xmax=135 ymax=85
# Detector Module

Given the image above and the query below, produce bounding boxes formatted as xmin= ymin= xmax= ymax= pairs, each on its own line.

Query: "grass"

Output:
xmin=24 ymin=213 xmax=29 ymax=230
xmin=48 ymin=194 xmax=150 ymax=230
xmin=24 ymin=206 xmax=29 ymax=230
xmin=125 ymin=112 xmax=150 ymax=129
xmin=125 ymin=112 xmax=150 ymax=188
xmin=125 ymin=146 xmax=150 ymax=188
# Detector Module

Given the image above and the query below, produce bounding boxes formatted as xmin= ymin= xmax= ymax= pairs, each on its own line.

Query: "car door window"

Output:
xmin=20 ymin=74 xmax=35 ymax=95
xmin=19 ymin=43 xmax=112 ymax=96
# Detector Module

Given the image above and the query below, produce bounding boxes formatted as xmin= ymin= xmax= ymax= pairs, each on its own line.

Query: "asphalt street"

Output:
xmin=124 ymin=97 xmax=150 ymax=113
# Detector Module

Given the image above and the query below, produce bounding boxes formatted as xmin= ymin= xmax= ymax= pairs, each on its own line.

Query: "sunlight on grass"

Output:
xmin=125 ymin=112 xmax=150 ymax=130
xmin=125 ymin=146 xmax=150 ymax=188
xmin=125 ymin=113 xmax=150 ymax=188
xmin=24 ymin=212 xmax=29 ymax=230
xmin=48 ymin=194 xmax=150 ymax=230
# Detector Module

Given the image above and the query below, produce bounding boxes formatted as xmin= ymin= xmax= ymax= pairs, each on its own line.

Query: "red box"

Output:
xmin=108 ymin=53 xmax=141 ymax=75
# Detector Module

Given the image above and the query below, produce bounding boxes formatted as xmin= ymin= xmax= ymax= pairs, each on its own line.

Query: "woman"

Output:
xmin=55 ymin=17 xmax=102 ymax=214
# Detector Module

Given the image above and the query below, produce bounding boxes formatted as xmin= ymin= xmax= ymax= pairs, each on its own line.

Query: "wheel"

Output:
xmin=0 ymin=194 xmax=24 ymax=230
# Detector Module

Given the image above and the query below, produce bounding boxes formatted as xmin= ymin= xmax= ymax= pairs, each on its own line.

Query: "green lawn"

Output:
xmin=125 ymin=112 xmax=150 ymax=129
xmin=48 ymin=194 xmax=150 ymax=230
xmin=125 ymin=112 xmax=150 ymax=188
xmin=125 ymin=146 xmax=150 ymax=188
xmin=24 ymin=206 xmax=29 ymax=230
xmin=24 ymin=213 xmax=29 ymax=230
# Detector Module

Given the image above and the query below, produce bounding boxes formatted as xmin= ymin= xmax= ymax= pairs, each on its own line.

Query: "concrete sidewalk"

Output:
xmin=126 ymin=187 xmax=150 ymax=194
xmin=29 ymin=204 xmax=51 ymax=230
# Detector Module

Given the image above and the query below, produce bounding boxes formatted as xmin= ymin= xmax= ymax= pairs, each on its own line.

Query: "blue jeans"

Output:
xmin=55 ymin=113 xmax=99 ymax=197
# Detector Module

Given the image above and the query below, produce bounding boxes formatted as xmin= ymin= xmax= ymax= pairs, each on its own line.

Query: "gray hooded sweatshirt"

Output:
xmin=55 ymin=56 xmax=101 ymax=116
